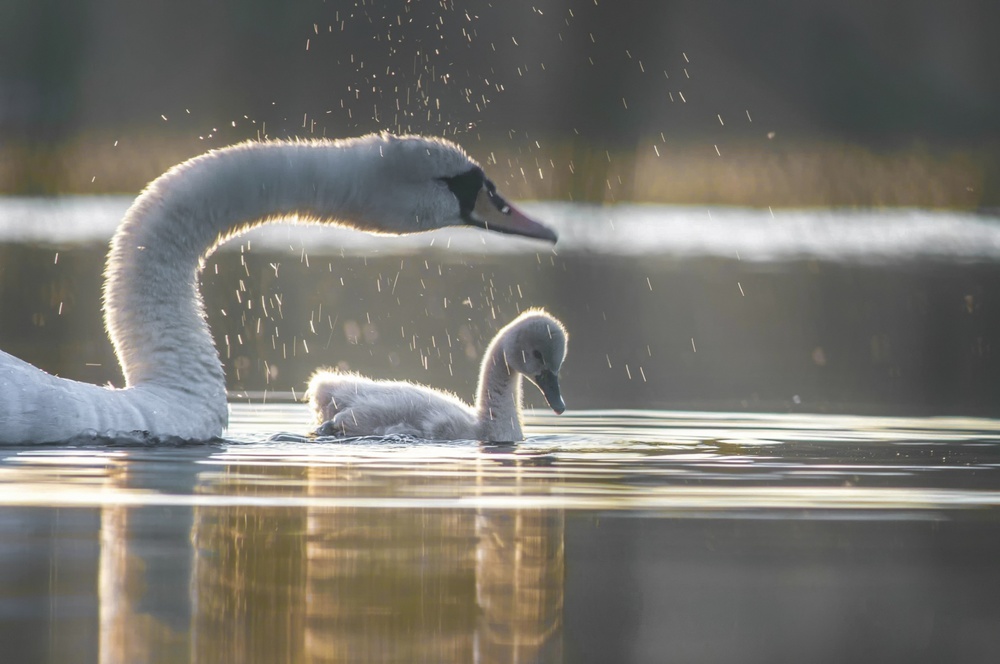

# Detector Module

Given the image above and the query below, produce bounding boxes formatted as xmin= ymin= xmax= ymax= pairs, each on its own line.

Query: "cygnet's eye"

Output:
xmin=532 ymin=350 xmax=544 ymax=362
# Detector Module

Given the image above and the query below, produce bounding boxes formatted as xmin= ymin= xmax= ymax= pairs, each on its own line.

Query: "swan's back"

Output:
xmin=307 ymin=370 xmax=477 ymax=439
xmin=0 ymin=349 xmax=224 ymax=443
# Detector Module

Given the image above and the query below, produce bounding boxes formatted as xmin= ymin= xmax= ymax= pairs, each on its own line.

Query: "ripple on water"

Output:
xmin=1 ymin=406 xmax=999 ymax=517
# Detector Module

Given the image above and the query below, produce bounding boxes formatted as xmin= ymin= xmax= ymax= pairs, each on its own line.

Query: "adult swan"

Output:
xmin=0 ymin=134 xmax=557 ymax=444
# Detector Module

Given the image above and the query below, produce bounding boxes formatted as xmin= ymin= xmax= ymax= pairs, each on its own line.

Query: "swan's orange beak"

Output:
xmin=468 ymin=188 xmax=558 ymax=243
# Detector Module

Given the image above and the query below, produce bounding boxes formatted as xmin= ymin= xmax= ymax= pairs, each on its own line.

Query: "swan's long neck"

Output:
xmin=475 ymin=337 xmax=523 ymax=441
xmin=104 ymin=141 xmax=379 ymax=393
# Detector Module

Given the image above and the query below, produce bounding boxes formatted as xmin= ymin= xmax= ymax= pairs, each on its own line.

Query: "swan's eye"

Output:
xmin=439 ymin=168 xmax=484 ymax=218
xmin=484 ymin=180 xmax=512 ymax=215
xmin=532 ymin=350 xmax=544 ymax=362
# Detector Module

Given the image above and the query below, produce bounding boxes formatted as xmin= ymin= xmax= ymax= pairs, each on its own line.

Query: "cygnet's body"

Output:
xmin=307 ymin=310 xmax=568 ymax=442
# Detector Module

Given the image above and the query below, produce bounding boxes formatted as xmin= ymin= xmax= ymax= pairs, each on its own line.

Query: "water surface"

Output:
xmin=2 ymin=200 xmax=1000 ymax=662
xmin=4 ymin=199 xmax=1000 ymax=416
xmin=2 ymin=405 xmax=1000 ymax=663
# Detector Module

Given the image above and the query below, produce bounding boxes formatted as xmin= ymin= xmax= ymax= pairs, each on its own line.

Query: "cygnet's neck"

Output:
xmin=475 ymin=335 xmax=523 ymax=441
xmin=103 ymin=141 xmax=380 ymax=392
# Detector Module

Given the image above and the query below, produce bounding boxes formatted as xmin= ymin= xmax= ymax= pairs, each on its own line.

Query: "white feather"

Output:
xmin=0 ymin=135 xmax=552 ymax=443
xmin=307 ymin=310 xmax=568 ymax=442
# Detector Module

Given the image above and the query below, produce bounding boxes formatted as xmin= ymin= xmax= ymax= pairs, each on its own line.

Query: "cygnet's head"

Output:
xmin=500 ymin=309 xmax=569 ymax=414
xmin=353 ymin=134 xmax=557 ymax=242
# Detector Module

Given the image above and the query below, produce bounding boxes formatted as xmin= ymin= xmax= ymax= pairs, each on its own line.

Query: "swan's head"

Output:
xmin=500 ymin=309 xmax=569 ymax=414
xmin=357 ymin=134 xmax=557 ymax=243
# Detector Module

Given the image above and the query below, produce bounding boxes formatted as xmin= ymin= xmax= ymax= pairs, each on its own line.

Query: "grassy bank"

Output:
xmin=1 ymin=132 xmax=993 ymax=209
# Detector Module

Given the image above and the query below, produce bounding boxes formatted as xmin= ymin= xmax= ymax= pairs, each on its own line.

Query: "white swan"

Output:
xmin=0 ymin=134 xmax=557 ymax=444
xmin=306 ymin=309 xmax=568 ymax=442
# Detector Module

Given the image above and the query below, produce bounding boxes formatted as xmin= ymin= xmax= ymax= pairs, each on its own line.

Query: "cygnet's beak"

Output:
xmin=468 ymin=188 xmax=557 ymax=243
xmin=533 ymin=369 xmax=566 ymax=415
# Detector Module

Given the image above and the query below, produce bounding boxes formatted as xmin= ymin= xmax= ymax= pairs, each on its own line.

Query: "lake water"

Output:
xmin=2 ymin=199 xmax=1000 ymax=662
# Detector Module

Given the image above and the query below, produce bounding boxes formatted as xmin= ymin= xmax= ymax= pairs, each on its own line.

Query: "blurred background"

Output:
xmin=2 ymin=0 xmax=997 ymax=205
xmin=1 ymin=0 xmax=1000 ymax=417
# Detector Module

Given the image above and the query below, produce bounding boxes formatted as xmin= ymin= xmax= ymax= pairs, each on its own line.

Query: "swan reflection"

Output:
xmin=94 ymin=448 xmax=564 ymax=663
xmin=8 ymin=410 xmax=998 ymax=661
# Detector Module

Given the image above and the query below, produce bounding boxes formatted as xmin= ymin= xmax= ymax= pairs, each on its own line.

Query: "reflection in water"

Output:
xmin=99 ymin=459 xmax=194 ymax=663
xmin=300 ymin=475 xmax=478 ymax=661
xmin=192 ymin=472 xmax=308 ymax=663
xmin=95 ymin=452 xmax=565 ymax=663
xmin=475 ymin=510 xmax=564 ymax=662
xmin=99 ymin=504 xmax=191 ymax=662
xmin=3 ymin=408 xmax=1000 ymax=662
xmin=476 ymin=451 xmax=564 ymax=663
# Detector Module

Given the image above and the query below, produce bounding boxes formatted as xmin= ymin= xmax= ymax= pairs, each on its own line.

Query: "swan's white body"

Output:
xmin=0 ymin=135 xmax=556 ymax=444
xmin=307 ymin=310 xmax=568 ymax=442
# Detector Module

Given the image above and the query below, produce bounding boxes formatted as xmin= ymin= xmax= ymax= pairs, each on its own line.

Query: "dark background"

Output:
xmin=1 ymin=0 xmax=998 ymax=205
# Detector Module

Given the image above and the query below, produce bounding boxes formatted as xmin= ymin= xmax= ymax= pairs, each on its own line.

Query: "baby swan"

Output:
xmin=307 ymin=309 xmax=568 ymax=442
